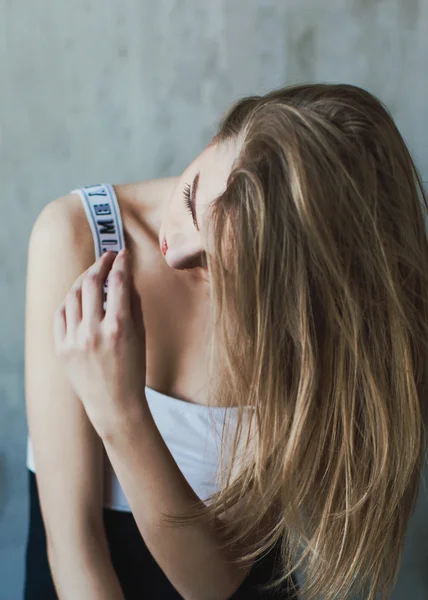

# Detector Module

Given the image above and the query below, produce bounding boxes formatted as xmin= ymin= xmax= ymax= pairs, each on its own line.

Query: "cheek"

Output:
xmin=165 ymin=196 xmax=185 ymax=230
xmin=161 ymin=186 xmax=180 ymax=229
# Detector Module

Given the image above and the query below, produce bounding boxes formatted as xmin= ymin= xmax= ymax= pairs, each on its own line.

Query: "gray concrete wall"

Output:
xmin=1 ymin=1 xmax=427 ymax=598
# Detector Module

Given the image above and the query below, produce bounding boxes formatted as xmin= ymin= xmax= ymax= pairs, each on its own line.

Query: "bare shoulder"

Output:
xmin=29 ymin=192 xmax=97 ymax=282
xmin=26 ymin=190 xmax=104 ymax=296
xmin=28 ymin=175 xmax=180 ymax=287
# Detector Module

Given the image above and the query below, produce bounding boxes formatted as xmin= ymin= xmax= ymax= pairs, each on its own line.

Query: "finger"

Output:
xmin=53 ymin=302 xmax=66 ymax=349
xmin=104 ymin=249 xmax=130 ymax=324
xmin=73 ymin=250 xmax=116 ymax=292
xmin=82 ymin=250 xmax=118 ymax=323
xmin=63 ymin=261 xmax=97 ymax=304
xmin=65 ymin=282 xmax=82 ymax=333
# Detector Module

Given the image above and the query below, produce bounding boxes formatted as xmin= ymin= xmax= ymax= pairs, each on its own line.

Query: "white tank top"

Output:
xmin=26 ymin=183 xmax=252 ymax=512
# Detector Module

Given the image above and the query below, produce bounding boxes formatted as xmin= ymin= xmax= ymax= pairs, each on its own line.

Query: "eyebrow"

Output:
xmin=191 ymin=171 xmax=200 ymax=231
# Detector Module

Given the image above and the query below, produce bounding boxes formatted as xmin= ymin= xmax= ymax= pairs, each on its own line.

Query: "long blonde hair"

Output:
xmin=163 ymin=83 xmax=428 ymax=600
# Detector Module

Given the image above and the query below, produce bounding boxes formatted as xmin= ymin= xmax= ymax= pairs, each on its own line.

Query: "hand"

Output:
xmin=53 ymin=248 xmax=147 ymax=437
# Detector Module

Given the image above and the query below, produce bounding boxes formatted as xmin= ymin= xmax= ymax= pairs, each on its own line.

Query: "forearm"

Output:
xmin=100 ymin=399 xmax=250 ymax=600
xmin=47 ymin=533 xmax=125 ymax=600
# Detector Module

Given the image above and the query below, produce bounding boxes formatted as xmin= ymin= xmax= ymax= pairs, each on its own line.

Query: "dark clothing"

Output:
xmin=24 ymin=469 xmax=299 ymax=599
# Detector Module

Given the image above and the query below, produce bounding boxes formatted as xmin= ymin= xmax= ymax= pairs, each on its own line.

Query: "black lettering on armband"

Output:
xmin=87 ymin=188 xmax=107 ymax=197
xmin=94 ymin=203 xmax=112 ymax=216
xmin=97 ymin=220 xmax=116 ymax=235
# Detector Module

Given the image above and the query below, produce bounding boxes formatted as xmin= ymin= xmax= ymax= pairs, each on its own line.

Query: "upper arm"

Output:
xmin=25 ymin=194 xmax=104 ymax=551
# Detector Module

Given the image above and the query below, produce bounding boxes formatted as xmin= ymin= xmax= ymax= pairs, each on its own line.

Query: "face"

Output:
xmin=158 ymin=137 xmax=238 ymax=283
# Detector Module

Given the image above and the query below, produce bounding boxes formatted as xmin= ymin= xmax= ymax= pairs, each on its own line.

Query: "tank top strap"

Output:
xmin=70 ymin=183 xmax=125 ymax=311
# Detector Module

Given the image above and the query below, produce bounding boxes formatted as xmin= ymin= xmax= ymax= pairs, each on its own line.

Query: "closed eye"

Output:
xmin=183 ymin=183 xmax=194 ymax=219
xmin=182 ymin=172 xmax=200 ymax=231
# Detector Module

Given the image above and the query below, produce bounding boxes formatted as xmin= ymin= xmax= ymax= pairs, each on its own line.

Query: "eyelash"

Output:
xmin=183 ymin=182 xmax=196 ymax=224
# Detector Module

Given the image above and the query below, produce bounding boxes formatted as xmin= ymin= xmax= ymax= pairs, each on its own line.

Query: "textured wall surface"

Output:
xmin=1 ymin=1 xmax=427 ymax=598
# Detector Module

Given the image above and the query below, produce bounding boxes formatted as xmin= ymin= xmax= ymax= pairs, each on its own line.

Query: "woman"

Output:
xmin=24 ymin=83 xmax=428 ymax=600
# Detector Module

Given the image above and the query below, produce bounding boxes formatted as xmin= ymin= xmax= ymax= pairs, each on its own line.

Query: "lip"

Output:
xmin=161 ymin=235 xmax=168 ymax=256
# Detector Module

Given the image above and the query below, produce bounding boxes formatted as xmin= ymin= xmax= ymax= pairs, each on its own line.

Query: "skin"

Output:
xmin=53 ymin=136 xmax=253 ymax=598
xmin=117 ymin=136 xmax=240 ymax=406
xmin=157 ymin=136 xmax=239 ymax=280
xmin=53 ymin=243 xmax=255 ymax=599
xmin=26 ymin=136 xmax=254 ymax=599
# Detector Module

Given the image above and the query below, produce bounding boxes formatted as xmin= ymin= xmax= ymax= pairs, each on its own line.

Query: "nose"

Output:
xmin=161 ymin=235 xmax=168 ymax=256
